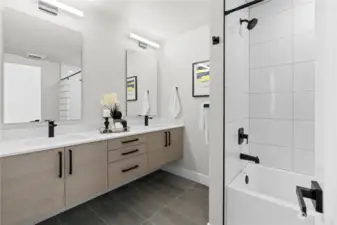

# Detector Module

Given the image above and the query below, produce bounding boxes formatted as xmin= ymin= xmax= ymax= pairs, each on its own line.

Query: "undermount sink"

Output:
xmin=24 ymin=138 xmax=54 ymax=145
xmin=23 ymin=134 xmax=87 ymax=146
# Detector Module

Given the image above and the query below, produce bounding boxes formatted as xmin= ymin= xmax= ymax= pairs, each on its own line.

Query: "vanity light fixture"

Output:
xmin=39 ymin=0 xmax=84 ymax=17
xmin=129 ymin=33 xmax=160 ymax=49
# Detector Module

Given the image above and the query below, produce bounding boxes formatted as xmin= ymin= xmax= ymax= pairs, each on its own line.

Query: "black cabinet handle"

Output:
xmin=122 ymin=149 xmax=139 ymax=156
xmin=69 ymin=149 xmax=73 ymax=175
xmin=165 ymin=132 xmax=168 ymax=147
xmin=122 ymin=165 xmax=139 ymax=173
xmin=122 ymin=138 xmax=139 ymax=144
xmin=58 ymin=151 xmax=63 ymax=178
xmin=168 ymin=132 xmax=171 ymax=146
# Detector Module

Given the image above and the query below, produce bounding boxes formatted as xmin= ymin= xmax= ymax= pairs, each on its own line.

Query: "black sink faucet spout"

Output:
xmin=144 ymin=115 xmax=153 ymax=126
xmin=46 ymin=120 xmax=57 ymax=138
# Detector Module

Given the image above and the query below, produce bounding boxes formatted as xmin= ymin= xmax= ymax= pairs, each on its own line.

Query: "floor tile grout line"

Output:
xmin=55 ymin=216 xmax=63 ymax=225
xmin=165 ymin=184 xmax=209 ymax=225
xmin=139 ymin=174 xmax=196 ymax=225
xmin=152 ymin=182 xmax=199 ymax=224
xmin=86 ymin=203 xmax=110 ymax=225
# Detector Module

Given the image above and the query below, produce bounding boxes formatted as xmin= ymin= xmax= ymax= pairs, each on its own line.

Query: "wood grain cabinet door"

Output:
xmin=65 ymin=141 xmax=108 ymax=207
xmin=2 ymin=148 xmax=65 ymax=225
xmin=147 ymin=131 xmax=167 ymax=171
xmin=166 ymin=128 xmax=184 ymax=163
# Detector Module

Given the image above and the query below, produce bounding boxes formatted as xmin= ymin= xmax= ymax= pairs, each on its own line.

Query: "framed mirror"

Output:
xmin=126 ymin=50 xmax=158 ymax=117
xmin=2 ymin=8 xmax=83 ymax=124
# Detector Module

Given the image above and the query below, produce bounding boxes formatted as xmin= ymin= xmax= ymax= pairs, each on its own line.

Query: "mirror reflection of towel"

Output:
xmin=141 ymin=90 xmax=151 ymax=116
xmin=169 ymin=87 xmax=181 ymax=119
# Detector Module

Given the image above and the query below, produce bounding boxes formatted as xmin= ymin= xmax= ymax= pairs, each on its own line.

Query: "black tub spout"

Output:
xmin=240 ymin=153 xmax=260 ymax=164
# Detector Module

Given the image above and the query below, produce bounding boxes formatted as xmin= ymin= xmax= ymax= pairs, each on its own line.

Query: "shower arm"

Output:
xmin=225 ymin=0 xmax=265 ymax=16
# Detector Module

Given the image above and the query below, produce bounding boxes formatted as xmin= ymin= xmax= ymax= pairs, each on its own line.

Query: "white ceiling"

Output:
xmin=64 ymin=0 xmax=210 ymax=40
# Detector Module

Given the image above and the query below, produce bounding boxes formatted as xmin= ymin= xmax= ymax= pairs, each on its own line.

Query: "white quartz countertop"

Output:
xmin=0 ymin=124 xmax=184 ymax=158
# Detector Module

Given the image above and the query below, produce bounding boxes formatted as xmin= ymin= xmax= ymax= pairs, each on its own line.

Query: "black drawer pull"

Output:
xmin=165 ymin=132 xmax=168 ymax=147
xmin=168 ymin=132 xmax=171 ymax=146
xmin=58 ymin=151 xmax=63 ymax=178
xmin=122 ymin=165 xmax=139 ymax=173
xmin=69 ymin=149 xmax=73 ymax=175
xmin=121 ymin=138 xmax=139 ymax=144
xmin=122 ymin=149 xmax=139 ymax=156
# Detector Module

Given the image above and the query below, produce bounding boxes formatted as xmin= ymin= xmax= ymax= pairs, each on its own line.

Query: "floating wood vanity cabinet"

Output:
xmin=147 ymin=128 xmax=184 ymax=171
xmin=0 ymin=126 xmax=184 ymax=225
xmin=1 ymin=148 xmax=65 ymax=225
xmin=1 ymin=141 xmax=108 ymax=225
xmin=65 ymin=141 xmax=108 ymax=206
xmin=107 ymin=134 xmax=148 ymax=189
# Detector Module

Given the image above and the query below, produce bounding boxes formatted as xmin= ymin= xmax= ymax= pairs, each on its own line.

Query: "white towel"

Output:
xmin=199 ymin=102 xmax=210 ymax=145
xmin=169 ymin=87 xmax=181 ymax=119
xmin=141 ymin=90 xmax=151 ymax=116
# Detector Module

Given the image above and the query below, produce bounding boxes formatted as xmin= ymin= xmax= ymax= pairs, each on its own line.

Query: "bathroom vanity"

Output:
xmin=0 ymin=125 xmax=184 ymax=225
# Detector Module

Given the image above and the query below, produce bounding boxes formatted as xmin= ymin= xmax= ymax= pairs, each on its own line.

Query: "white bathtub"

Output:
xmin=227 ymin=164 xmax=318 ymax=225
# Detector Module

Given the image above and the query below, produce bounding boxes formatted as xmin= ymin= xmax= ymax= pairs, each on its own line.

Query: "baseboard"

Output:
xmin=162 ymin=165 xmax=209 ymax=186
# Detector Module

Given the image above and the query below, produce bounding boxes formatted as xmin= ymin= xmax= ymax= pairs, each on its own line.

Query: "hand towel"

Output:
xmin=199 ymin=102 xmax=210 ymax=145
xmin=169 ymin=87 xmax=181 ymax=119
xmin=141 ymin=90 xmax=151 ymax=116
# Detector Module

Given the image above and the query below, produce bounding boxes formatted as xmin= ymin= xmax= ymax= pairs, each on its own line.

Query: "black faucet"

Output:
xmin=296 ymin=181 xmax=323 ymax=217
xmin=144 ymin=115 xmax=153 ymax=126
xmin=46 ymin=120 xmax=57 ymax=138
xmin=240 ymin=153 xmax=260 ymax=164
xmin=238 ymin=128 xmax=249 ymax=145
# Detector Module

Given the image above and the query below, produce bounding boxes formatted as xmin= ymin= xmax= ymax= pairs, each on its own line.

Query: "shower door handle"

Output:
xmin=296 ymin=181 xmax=323 ymax=217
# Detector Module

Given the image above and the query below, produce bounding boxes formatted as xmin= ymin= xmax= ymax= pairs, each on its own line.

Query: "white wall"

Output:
xmin=159 ymin=26 xmax=210 ymax=182
xmin=4 ymin=53 xmax=60 ymax=122
xmin=209 ymin=0 xmax=224 ymax=223
xmin=249 ymin=0 xmax=316 ymax=175
xmin=127 ymin=51 xmax=158 ymax=117
xmin=3 ymin=62 xmax=41 ymax=123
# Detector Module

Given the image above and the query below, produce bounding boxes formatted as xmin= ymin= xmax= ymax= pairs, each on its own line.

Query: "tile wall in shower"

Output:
xmin=249 ymin=0 xmax=315 ymax=175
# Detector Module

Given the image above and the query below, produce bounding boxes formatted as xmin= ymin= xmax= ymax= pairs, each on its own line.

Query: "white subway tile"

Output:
xmin=250 ymin=143 xmax=292 ymax=170
xmin=250 ymin=93 xmax=293 ymax=119
xmin=250 ymin=37 xmax=292 ymax=69
xmin=294 ymin=149 xmax=315 ymax=175
xmin=250 ymin=119 xmax=293 ymax=147
xmin=294 ymin=0 xmax=315 ymax=7
xmin=294 ymin=91 xmax=315 ymax=120
xmin=250 ymin=65 xmax=293 ymax=93
xmin=294 ymin=31 xmax=315 ymax=62
xmin=294 ymin=62 xmax=315 ymax=91
xmin=250 ymin=0 xmax=293 ymax=18
xmin=250 ymin=9 xmax=292 ymax=44
xmin=226 ymin=89 xmax=249 ymax=122
xmin=294 ymin=121 xmax=315 ymax=150
xmin=294 ymin=1 xmax=315 ymax=34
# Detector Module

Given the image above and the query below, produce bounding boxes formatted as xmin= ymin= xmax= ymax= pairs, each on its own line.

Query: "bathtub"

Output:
xmin=227 ymin=164 xmax=318 ymax=225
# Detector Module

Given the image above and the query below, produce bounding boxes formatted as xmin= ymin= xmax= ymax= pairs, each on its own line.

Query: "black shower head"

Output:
xmin=240 ymin=18 xmax=258 ymax=30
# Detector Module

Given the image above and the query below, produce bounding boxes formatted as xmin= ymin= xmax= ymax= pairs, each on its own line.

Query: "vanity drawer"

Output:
xmin=108 ymin=135 xmax=147 ymax=150
xmin=108 ymin=154 xmax=147 ymax=188
xmin=108 ymin=144 xmax=147 ymax=163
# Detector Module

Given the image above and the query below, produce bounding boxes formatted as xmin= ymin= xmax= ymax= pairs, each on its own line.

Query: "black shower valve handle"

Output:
xmin=238 ymin=128 xmax=249 ymax=145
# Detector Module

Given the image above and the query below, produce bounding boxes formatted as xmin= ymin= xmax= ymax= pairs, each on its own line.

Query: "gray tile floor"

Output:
xmin=38 ymin=170 xmax=209 ymax=225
